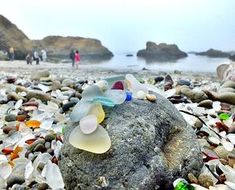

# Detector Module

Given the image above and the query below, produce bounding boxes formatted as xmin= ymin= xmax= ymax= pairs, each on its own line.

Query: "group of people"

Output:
xmin=25 ymin=50 xmax=47 ymax=65
xmin=70 ymin=49 xmax=80 ymax=69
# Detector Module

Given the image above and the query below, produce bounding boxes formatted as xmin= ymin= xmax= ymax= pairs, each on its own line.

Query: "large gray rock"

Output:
xmin=137 ymin=42 xmax=187 ymax=62
xmin=59 ymin=96 xmax=203 ymax=190
xmin=196 ymin=48 xmax=230 ymax=58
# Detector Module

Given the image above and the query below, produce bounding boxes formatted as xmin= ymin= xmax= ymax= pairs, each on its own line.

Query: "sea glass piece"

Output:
xmin=104 ymin=90 xmax=126 ymax=104
xmin=40 ymin=119 xmax=54 ymax=130
xmin=82 ymin=85 xmax=103 ymax=101
xmin=0 ymin=162 xmax=12 ymax=179
xmin=15 ymin=99 xmax=23 ymax=110
xmin=111 ymin=81 xmax=124 ymax=90
xmin=221 ymin=138 xmax=234 ymax=151
xmin=219 ymin=113 xmax=231 ymax=120
xmin=80 ymin=115 xmax=98 ymax=134
xmin=125 ymin=91 xmax=132 ymax=101
xmin=88 ymin=103 xmax=105 ymax=124
xmin=70 ymin=101 xmax=92 ymax=122
xmin=95 ymin=80 xmax=109 ymax=91
xmin=137 ymin=90 xmax=146 ymax=99
xmin=69 ymin=125 xmax=111 ymax=154
xmin=25 ymin=120 xmax=41 ymax=128
xmin=92 ymin=97 xmax=115 ymax=107
xmin=125 ymin=74 xmax=148 ymax=96
xmin=43 ymin=162 xmax=65 ymax=190
xmin=103 ymin=75 xmax=125 ymax=87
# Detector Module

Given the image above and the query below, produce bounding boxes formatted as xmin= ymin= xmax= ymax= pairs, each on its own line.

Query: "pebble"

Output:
xmin=5 ymin=114 xmax=16 ymax=122
xmin=7 ymin=164 xmax=26 ymax=188
xmin=38 ymin=183 xmax=49 ymax=190
xmin=154 ymin=76 xmax=164 ymax=83
xmin=33 ymin=144 xmax=46 ymax=153
xmin=29 ymin=138 xmax=46 ymax=151
xmin=187 ymin=173 xmax=198 ymax=184
xmin=45 ymin=134 xmax=56 ymax=142
xmin=146 ymin=94 xmax=157 ymax=102
xmin=198 ymin=174 xmax=214 ymax=188
xmin=177 ymin=79 xmax=191 ymax=86
xmin=198 ymin=99 xmax=213 ymax=109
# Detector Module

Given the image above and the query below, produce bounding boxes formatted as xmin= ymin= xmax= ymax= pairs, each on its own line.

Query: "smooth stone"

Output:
xmin=29 ymin=138 xmax=45 ymax=151
xmin=221 ymin=80 xmax=235 ymax=89
xmin=45 ymin=134 xmax=56 ymax=142
xmin=38 ymin=183 xmax=49 ymax=190
xmin=198 ymin=99 xmax=213 ymax=109
xmin=62 ymin=102 xmax=76 ymax=112
xmin=69 ymin=125 xmax=111 ymax=154
xmin=31 ymin=70 xmax=50 ymax=81
xmin=50 ymin=80 xmax=62 ymax=91
xmin=218 ymin=87 xmax=235 ymax=93
xmin=177 ymin=79 xmax=191 ymax=86
xmin=7 ymin=92 xmax=25 ymax=101
xmin=7 ymin=163 xmax=26 ymax=188
xmin=164 ymin=74 xmax=174 ymax=85
xmin=69 ymin=97 xmax=80 ymax=103
xmin=2 ymin=126 xmax=17 ymax=134
xmin=5 ymin=114 xmax=16 ymax=122
xmin=146 ymin=94 xmax=156 ymax=102
xmin=80 ymin=115 xmax=98 ymax=134
xmin=218 ymin=92 xmax=235 ymax=105
xmin=33 ymin=144 xmax=47 ymax=153
xmin=88 ymin=103 xmax=105 ymax=124
xmin=154 ymin=76 xmax=164 ymax=83
xmin=180 ymin=86 xmax=208 ymax=103
xmin=194 ymin=119 xmax=203 ymax=129
xmin=26 ymin=90 xmax=51 ymax=102
xmin=198 ymin=174 xmax=214 ymax=188
xmin=40 ymin=77 xmax=52 ymax=82
xmin=214 ymin=146 xmax=230 ymax=159
xmin=228 ymin=153 xmax=235 ymax=167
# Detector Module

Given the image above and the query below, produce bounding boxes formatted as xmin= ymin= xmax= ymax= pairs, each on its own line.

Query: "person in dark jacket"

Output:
xmin=70 ymin=49 xmax=75 ymax=67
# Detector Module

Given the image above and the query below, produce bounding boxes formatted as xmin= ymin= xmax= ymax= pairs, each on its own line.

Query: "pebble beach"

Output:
xmin=0 ymin=60 xmax=235 ymax=190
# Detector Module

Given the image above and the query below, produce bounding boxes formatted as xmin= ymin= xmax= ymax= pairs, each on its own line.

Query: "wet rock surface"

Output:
xmin=60 ymin=98 xmax=203 ymax=189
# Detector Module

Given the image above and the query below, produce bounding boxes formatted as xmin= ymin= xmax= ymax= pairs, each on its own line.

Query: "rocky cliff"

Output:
xmin=196 ymin=48 xmax=230 ymax=58
xmin=137 ymin=41 xmax=187 ymax=62
xmin=0 ymin=15 xmax=113 ymax=61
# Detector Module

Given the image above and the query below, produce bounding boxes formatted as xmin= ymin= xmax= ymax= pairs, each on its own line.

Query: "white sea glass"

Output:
xmin=80 ymin=115 xmax=98 ymax=134
xmin=104 ymin=89 xmax=126 ymax=104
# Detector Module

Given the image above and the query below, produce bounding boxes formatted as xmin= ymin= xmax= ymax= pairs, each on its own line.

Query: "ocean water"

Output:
xmin=84 ymin=54 xmax=231 ymax=73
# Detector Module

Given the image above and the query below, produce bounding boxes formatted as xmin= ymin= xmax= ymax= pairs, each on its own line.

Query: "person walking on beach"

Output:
xmin=74 ymin=50 xmax=81 ymax=69
xmin=25 ymin=52 xmax=33 ymax=65
xmin=41 ymin=49 xmax=47 ymax=62
xmin=70 ymin=49 xmax=75 ymax=67
xmin=33 ymin=51 xmax=40 ymax=65
xmin=9 ymin=47 xmax=15 ymax=61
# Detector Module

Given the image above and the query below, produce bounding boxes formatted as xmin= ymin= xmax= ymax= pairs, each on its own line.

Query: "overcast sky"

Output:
xmin=1 ymin=0 xmax=235 ymax=53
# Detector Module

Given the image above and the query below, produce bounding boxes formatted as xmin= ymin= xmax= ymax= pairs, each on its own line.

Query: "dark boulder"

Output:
xmin=137 ymin=42 xmax=187 ymax=62
xmin=59 ymin=95 xmax=203 ymax=190
xmin=196 ymin=49 xmax=230 ymax=58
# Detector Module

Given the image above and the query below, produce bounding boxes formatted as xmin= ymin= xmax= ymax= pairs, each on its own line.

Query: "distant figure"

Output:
xmin=33 ymin=51 xmax=40 ymax=65
xmin=25 ymin=53 xmax=33 ymax=65
xmin=70 ymin=49 xmax=75 ymax=67
xmin=9 ymin=47 xmax=15 ymax=61
xmin=41 ymin=49 xmax=47 ymax=62
xmin=74 ymin=50 xmax=81 ymax=69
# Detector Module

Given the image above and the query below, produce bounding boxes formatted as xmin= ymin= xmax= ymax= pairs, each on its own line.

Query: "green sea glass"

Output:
xmin=174 ymin=179 xmax=194 ymax=190
xmin=92 ymin=97 xmax=115 ymax=107
xmin=218 ymin=112 xmax=230 ymax=120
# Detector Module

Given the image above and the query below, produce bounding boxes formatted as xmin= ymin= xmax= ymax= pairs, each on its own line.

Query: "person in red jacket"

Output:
xmin=74 ymin=50 xmax=81 ymax=69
